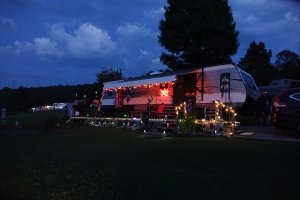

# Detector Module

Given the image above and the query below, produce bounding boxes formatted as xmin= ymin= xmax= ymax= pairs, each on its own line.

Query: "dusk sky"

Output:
xmin=0 ymin=0 xmax=300 ymax=89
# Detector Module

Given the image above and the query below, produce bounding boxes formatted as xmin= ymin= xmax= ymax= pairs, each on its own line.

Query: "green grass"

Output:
xmin=5 ymin=110 xmax=66 ymax=130
xmin=0 ymin=112 xmax=300 ymax=199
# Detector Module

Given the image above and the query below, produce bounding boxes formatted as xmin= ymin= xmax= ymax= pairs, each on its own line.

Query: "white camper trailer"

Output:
xmin=101 ymin=64 xmax=259 ymax=117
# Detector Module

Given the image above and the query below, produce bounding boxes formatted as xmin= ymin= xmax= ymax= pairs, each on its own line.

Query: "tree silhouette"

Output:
xmin=238 ymin=41 xmax=276 ymax=86
xmin=96 ymin=68 xmax=123 ymax=94
xmin=159 ymin=0 xmax=239 ymax=70
xmin=275 ymin=50 xmax=300 ymax=80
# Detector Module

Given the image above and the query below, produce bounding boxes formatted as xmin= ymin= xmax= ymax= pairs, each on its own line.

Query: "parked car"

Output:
xmin=272 ymin=88 xmax=300 ymax=132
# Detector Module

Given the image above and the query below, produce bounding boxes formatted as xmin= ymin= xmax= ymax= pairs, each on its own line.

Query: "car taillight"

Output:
xmin=273 ymin=97 xmax=287 ymax=107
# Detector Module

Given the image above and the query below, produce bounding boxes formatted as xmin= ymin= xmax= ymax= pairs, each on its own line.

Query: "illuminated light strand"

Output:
xmin=212 ymin=100 xmax=238 ymax=136
xmin=214 ymin=100 xmax=238 ymax=117
xmin=104 ymin=81 xmax=175 ymax=91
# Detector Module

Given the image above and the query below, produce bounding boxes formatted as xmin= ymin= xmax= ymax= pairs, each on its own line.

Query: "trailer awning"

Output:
xmin=103 ymin=75 xmax=176 ymax=90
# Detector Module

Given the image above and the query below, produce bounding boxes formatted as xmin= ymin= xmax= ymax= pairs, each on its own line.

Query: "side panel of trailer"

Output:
xmin=124 ymin=84 xmax=173 ymax=105
xmin=101 ymin=64 xmax=259 ymax=110
xmin=170 ymin=65 xmax=248 ymax=106
xmin=103 ymin=75 xmax=176 ymax=107
xmin=196 ymin=65 xmax=247 ymax=106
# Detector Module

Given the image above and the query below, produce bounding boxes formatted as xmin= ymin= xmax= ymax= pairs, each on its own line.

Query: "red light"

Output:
xmin=160 ymin=89 xmax=169 ymax=96
xmin=274 ymin=98 xmax=286 ymax=107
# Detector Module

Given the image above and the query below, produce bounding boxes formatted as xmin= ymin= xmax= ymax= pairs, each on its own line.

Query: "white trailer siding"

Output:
xmin=195 ymin=65 xmax=247 ymax=105
xmin=120 ymin=84 xmax=173 ymax=105
xmin=102 ymin=64 xmax=258 ymax=108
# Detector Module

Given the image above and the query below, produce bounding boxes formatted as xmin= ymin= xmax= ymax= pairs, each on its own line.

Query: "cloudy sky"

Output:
xmin=0 ymin=0 xmax=299 ymax=89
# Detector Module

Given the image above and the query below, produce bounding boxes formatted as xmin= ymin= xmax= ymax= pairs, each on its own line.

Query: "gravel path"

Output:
xmin=236 ymin=125 xmax=300 ymax=143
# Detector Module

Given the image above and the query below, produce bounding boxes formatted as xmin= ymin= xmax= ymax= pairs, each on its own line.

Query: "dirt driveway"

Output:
xmin=236 ymin=125 xmax=300 ymax=143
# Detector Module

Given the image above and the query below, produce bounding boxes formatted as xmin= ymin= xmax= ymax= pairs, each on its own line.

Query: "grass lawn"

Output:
xmin=4 ymin=110 xmax=66 ymax=130
xmin=0 ymin=112 xmax=300 ymax=199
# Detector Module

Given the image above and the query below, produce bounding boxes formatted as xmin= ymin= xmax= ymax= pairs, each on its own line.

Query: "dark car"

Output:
xmin=272 ymin=88 xmax=300 ymax=132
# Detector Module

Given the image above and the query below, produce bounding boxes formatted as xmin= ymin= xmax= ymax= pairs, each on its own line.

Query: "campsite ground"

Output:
xmin=238 ymin=124 xmax=300 ymax=143
xmin=0 ymin=111 xmax=300 ymax=199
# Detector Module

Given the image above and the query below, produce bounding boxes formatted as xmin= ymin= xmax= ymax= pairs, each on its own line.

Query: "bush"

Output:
xmin=178 ymin=115 xmax=196 ymax=136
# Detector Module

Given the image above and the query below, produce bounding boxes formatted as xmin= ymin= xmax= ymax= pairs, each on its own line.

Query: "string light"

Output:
xmin=213 ymin=100 xmax=238 ymax=136
xmin=214 ymin=100 xmax=237 ymax=117
xmin=104 ymin=81 xmax=175 ymax=91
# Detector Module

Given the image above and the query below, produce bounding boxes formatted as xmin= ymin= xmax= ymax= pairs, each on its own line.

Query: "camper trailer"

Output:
xmin=101 ymin=64 xmax=259 ymax=118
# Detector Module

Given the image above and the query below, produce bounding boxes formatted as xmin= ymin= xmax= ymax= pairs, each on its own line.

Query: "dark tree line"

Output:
xmin=0 ymin=68 xmax=123 ymax=113
xmin=0 ymin=84 xmax=99 ymax=113
xmin=238 ymin=41 xmax=300 ymax=86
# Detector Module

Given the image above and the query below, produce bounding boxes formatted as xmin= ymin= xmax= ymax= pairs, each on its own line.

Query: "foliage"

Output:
xmin=238 ymin=41 xmax=277 ymax=86
xmin=159 ymin=0 xmax=239 ymax=70
xmin=0 ymin=84 xmax=99 ymax=113
xmin=96 ymin=68 xmax=123 ymax=84
xmin=178 ymin=114 xmax=196 ymax=135
xmin=275 ymin=50 xmax=300 ymax=80
xmin=96 ymin=68 xmax=123 ymax=98
xmin=0 ymin=69 xmax=122 ymax=113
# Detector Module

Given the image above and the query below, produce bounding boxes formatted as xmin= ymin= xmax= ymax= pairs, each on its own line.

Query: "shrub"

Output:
xmin=178 ymin=115 xmax=196 ymax=136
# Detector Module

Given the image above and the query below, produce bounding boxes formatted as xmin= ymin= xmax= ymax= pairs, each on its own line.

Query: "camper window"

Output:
xmin=240 ymin=70 xmax=258 ymax=92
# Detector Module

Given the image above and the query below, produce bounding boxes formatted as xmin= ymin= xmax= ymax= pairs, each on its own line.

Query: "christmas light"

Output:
xmin=213 ymin=100 xmax=238 ymax=137
xmin=104 ymin=81 xmax=174 ymax=91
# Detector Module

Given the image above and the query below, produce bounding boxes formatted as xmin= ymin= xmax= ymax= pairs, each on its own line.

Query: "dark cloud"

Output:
xmin=229 ymin=0 xmax=300 ymax=62
xmin=288 ymin=0 xmax=300 ymax=3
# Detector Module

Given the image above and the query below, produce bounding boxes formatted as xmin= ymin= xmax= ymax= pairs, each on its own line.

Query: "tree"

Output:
xmin=0 ymin=83 xmax=108 ymax=113
xmin=158 ymin=0 xmax=239 ymax=71
xmin=96 ymin=68 xmax=123 ymax=92
xmin=275 ymin=50 xmax=300 ymax=80
xmin=238 ymin=41 xmax=276 ymax=86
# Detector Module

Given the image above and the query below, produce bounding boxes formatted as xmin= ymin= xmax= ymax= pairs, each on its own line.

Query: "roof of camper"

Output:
xmin=103 ymin=64 xmax=236 ymax=89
